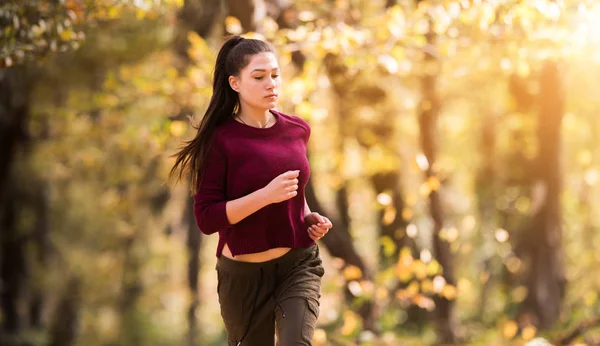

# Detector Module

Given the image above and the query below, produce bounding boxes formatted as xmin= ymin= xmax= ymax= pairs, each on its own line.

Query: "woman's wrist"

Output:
xmin=256 ymin=187 xmax=273 ymax=207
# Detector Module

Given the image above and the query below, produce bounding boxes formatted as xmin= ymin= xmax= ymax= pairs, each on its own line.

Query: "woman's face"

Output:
xmin=229 ymin=52 xmax=281 ymax=112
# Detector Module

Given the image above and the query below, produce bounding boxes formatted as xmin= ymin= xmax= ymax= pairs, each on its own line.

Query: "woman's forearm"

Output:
xmin=225 ymin=188 xmax=271 ymax=225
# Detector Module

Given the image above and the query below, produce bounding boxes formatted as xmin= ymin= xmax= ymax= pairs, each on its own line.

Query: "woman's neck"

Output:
xmin=236 ymin=107 xmax=272 ymax=128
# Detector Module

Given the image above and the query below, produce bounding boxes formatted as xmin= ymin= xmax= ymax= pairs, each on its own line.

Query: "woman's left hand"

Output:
xmin=304 ymin=212 xmax=333 ymax=241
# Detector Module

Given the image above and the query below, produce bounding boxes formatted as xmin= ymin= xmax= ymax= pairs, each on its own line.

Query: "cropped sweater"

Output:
xmin=192 ymin=109 xmax=315 ymax=257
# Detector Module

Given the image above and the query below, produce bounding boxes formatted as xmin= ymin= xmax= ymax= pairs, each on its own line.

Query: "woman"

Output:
xmin=170 ymin=35 xmax=333 ymax=346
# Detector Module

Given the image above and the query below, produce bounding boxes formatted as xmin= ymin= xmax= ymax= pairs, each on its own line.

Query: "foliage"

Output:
xmin=3 ymin=0 xmax=600 ymax=345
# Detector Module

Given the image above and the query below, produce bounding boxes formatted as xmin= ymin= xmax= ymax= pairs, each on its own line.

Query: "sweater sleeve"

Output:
xmin=193 ymin=141 xmax=232 ymax=235
xmin=293 ymin=115 xmax=311 ymax=144
xmin=303 ymin=119 xmax=311 ymax=144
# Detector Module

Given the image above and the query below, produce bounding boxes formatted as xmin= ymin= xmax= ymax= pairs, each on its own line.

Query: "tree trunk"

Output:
xmin=29 ymin=76 xmax=57 ymax=332
xmin=304 ymin=178 xmax=377 ymax=331
xmin=0 ymin=183 xmax=27 ymax=336
xmin=497 ymin=73 xmax=536 ymax=313
xmin=29 ymin=183 xmax=50 ymax=329
xmin=418 ymin=27 xmax=458 ymax=343
xmin=0 ymin=66 xmax=31 ymax=209
xmin=474 ymin=111 xmax=498 ymax=320
xmin=225 ymin=0 xmax=266 ymax=33
xmin=184 ymin=191 xmax=202 ymax=345
xmin=48 ymin=277 xmax=81 ymax=346
xmin=304 ymin=179 xmax=367 ymax=276
xmin=118 ymin=235 xmax=145 ymax=345
xmin=520 ymin=61 xmax=566 ymax=330
xmin=174 ymin=0 xmax=222 ymax=68
xmin=266 ymin=0 xmax=306 ymax=69
xmin=0 ymin=66 xmax=31 ymax=342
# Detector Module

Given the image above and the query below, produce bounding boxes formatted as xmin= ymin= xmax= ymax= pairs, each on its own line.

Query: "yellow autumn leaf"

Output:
xmin=60 ymin=28 xmax=73 ymax=41
xmin=340 ymin=311 xmax=360 ymax=336
xmin=441 ymin=284 xmax=457 ymax=300
xmin=242 ymin=32 xmax=265 ymax=40
xmin=426 ymin=176 xmax=441 ymax=191
xmin=419 ymin=183 xmax=432 ymax=196
xmin=421 ymin=279 xmax=434 ymax=294
xmin=382 ymin=206 xmax=396 ymax=225
xmin=439 ymin=227 xmax=459 ymax=243
xmin=225 ymin=16 xmax=243 ymax=34
xmin=136 ymin=8 xmax=146 ymax=20
xmin=108 ymin=6 xmax=120 ymax=19
xmin=295 ymin=101 xmax=312 ymax=118
xmin=262 ymin=17 xmax=279 ymax=33
xmin=511 ymin=286 xmax=528 ymax=303
xmin=426 ymin=259 xmax=442 ymax=276
xmin=521 ymin=325 xmax=537 ymax=341
xmin=457 ymin=278 xmax=472 ymax=295
xmin=395 ymin=288 xmax=409 ymax=301
xmin=413 ymin=260 xmax=428 ymax=280
xmin=343 ymin=265 xmax=363 ymax=280
xmin=506 ymin=256 xmax=522 ymax=274
xmin=187 ymin=31 xmax=204 ymax=47
xmin=401 ymin=207 xmax=413 ymax=221
xmin=170 ymin=121 xmax=186 ymax=137
xmin=398 ymin=247 xmax=414 ymax=264
xmin=407 ymin=280 xmax=420 ymax=296
xmin=313 ymin=328 xmax=327 ymax=345
xmin=585 ymin=291 xmax=598 ymax=306
xmin=395 ymin=263 xmax=412 ymax=283
xmin=279 ymin=50 xmax=292 ymax=67
xmin=413 ymin=294 xmax=435 ymax=311
xmin=376 ymin=287 xmax=389 ymax=301
xmin=503 ymin=320 xmax=518 ymax=339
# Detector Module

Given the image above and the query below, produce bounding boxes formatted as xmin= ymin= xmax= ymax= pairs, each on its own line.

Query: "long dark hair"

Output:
xmin=169 ymin=35 xmax=275 ymax=193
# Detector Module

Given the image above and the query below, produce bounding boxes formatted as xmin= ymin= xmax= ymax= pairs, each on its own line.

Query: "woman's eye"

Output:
xmin=254 ymin=74 xmax=279 ymax=80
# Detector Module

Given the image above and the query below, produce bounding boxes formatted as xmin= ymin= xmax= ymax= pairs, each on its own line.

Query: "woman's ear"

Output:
xmin=228 ymin=75 xmax=239 ymax=92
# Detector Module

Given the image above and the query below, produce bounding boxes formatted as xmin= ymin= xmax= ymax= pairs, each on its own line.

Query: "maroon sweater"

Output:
xmin=193 ymin=110 xmax=315 ymax=257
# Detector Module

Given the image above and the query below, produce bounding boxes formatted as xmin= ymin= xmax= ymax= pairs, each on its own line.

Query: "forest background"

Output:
xmin=2 ymin=0 xmax=600 ymax=345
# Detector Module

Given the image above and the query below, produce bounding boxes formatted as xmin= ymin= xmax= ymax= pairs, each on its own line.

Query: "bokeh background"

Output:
xmin=2 ymin=0 xmax=600 ymax=345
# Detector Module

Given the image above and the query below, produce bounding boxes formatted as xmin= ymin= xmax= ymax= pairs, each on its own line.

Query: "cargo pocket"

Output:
xmin=302 ymin=297 xmax=320 ymax=342
xmin=306 ymin=297 xmax=320 ymax=319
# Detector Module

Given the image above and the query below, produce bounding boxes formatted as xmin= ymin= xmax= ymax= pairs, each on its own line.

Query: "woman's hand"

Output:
xmin=304 ymin=212 xmax=332 ymax=241
xmin=262 ymin=170 xmax=300 ymax=204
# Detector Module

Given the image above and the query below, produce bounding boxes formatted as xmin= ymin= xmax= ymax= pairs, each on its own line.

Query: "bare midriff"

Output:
xmin=221 ymin=243 xmax=291 ymax=263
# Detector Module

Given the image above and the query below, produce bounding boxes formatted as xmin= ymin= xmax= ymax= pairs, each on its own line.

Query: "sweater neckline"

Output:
xmin=229 ymin=109 xmax=281 ymax=134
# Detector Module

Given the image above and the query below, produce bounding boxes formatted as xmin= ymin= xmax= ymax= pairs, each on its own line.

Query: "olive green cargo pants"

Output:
xmin=216 ymin=244 xmax=324 ymax=346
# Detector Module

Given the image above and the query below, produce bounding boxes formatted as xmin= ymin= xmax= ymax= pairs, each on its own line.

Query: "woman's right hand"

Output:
xmin=262 ymin=170 xmax=300 ymax=204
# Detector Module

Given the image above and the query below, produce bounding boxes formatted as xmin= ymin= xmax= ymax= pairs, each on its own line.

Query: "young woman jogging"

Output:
xmin=170 ymin=35 xmax=333 ymax=346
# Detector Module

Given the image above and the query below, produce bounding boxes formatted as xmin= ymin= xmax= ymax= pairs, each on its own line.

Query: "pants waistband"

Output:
xmin=216 ymin=245 xmax=316 ymax=274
